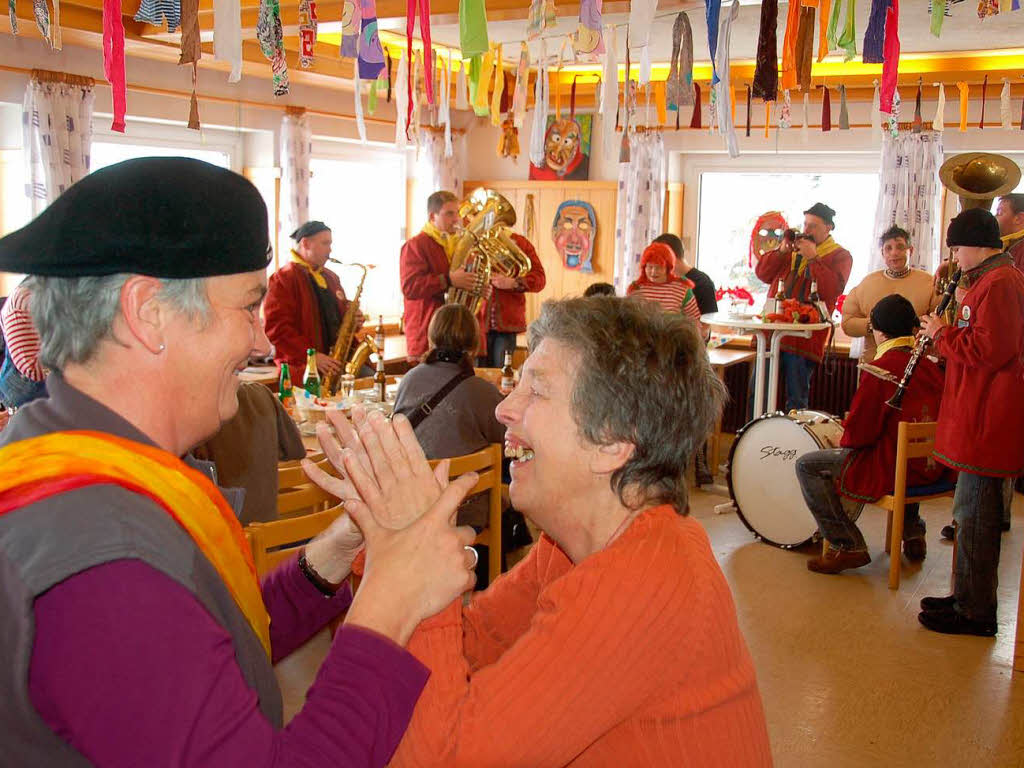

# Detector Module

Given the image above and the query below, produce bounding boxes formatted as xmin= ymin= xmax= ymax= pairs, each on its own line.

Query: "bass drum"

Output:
xmin=726 ymin=410 xmax=844 ymax=549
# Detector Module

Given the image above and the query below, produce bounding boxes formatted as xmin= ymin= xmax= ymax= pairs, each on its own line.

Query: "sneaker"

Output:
xmin=920 ymin=594 xmax=956 ymax=611
xmin=941 ymin=524 xmax=955 ymax=541
xmin=903 ymin=537 xmax=927 ymax=562
xmin=807 ymin=547 xmax=871 ymax=574
xmin=918 ymin=609 xmax=997 ymax=637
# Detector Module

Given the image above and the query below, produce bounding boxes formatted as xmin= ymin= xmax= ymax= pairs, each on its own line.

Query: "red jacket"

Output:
xmin=933 ymin=255 xmax=1024 ymax=477
xmin=837 ymin=345 xmax=947 ymax=502
xmin=400 ymin=232 xmax=450 ymax=359
xmin=754 ymin=243 xmax=852 ymax=361
xmin=1008 ymin=238 xmax=1024 ymax=272
xmin=486 ymin=234 xmax=546 ymax=333
xmin=264 ymin=262 xmax=349 ymax=381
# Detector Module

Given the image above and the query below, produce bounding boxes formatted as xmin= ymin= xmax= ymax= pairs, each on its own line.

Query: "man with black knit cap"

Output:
xmin=797 ymin=294 xmax=946 ymax=574
xmin=754 ymin=202 xmax=853 ymax=411
xmin=264 ymin=221 xmax=361 ymax=382
xmin=917 ymin=207 xmax=1024 ymax=637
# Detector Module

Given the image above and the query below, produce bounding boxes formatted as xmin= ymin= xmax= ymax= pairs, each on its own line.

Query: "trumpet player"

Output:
xmin=264 ymin=221 xmax=363 ymax=382
xmin=917 ymin=208 xmax=1024 ymax=638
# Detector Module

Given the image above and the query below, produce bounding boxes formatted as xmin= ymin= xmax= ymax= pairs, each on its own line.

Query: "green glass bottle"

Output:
xmin=278 ymin=362 xmax=296 ymax=416
xmin=303 ymin=348 xmax=321 ymax=397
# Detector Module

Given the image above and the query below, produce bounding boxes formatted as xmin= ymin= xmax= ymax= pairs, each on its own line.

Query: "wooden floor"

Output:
xmin=275 ymin=490 xmax=1024 ymax=767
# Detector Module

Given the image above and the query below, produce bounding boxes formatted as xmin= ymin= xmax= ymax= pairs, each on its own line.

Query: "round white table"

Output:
xmin=702 ymin=312 xmax=830 ymax=420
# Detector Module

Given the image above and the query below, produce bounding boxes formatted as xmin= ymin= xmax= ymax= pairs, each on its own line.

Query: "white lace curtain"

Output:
xmin=280 ymin=111 xmax=312 ymax=243
xmin=871 ymin=131 xmax=944 ymax=273
xmin=23 ymin=75 xmax=94 ymax=217
xmin=411 ymin=131 xmax=465 ymax=227
xmin=613 ymin=131 xmax=665 ymax=294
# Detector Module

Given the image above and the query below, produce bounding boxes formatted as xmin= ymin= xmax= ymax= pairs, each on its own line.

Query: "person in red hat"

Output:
xmin=627 ymin=242 xmax=701 ymax=324
xmin=917 ymin=207 xmax=1024 ymax=637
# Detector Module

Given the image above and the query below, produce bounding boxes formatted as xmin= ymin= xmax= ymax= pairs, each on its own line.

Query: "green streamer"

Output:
xmin=931 ymin=0 xmax=945 ymax=37
xmin=836 ymin=0 xmax=857 ymax=62
xmin=826 ymin=0 xmax=842 ymax=51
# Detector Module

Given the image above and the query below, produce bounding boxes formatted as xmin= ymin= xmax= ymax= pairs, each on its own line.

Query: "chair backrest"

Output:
xmin=474 ymin=368 xmax=502 ymax=388
xmin=428 ymin=443 xmax=504 ymax=583
xmin=893 ymin=421 xmax=938 ymax=491
xmin=277 ymin=455 xmax=339 ymax=518
xmin=246 ymin=502 xmax=345 ymax=576
xmin=353 ymin=375 xmax=398 ymax=390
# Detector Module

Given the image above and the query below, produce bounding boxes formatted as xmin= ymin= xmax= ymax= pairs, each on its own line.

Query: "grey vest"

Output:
xmin=0 ymin=378 xmax=283 ymax=765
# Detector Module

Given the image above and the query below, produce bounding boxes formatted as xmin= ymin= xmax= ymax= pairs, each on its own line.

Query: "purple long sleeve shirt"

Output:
xmin=28 ymin=555 xmax=429 ymax=767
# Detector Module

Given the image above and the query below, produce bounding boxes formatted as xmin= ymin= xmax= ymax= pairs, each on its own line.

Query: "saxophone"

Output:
xmin=322 ymin=261 xmax=371 ymax=397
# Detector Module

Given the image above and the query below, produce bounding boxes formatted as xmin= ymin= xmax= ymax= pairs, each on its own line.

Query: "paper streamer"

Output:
xmin=691 ymin=82 xmax=702 ymax=128
xmin=836 ymin=0 xmax=857 ymax=60
xmin=706 ymin=0 xmax=722 ymax=85
xmin=979 ymin=73 xmax=988 ymax=129
xmin=1001 ymin=77 xmax=1013 ymax=130
xmin=780 ymin=0 xmax=800 ymax=90
xmin=354 ymin=68 xmax=366 ymax=143
xmin=656 ymin=81 xmax=667 ymax=125
xmin=527 ymin=0 xmax=555 ymax=40
xmin=878 ymin=0 xmax=900 ymax=113
xmin=460 ymin=0 xmax=488 ymax=57
xmin=441 ymin=54 xmax=453 ymax=156
xmin=490 ymin=44 xmax=504 ymax=126
xmin=600 ymin=26 xmax=618 ymax=161
xmin=573 ymin=0 xmax=605 ymax=59
xmin=794 ymin=6 xmax=815 ymax=92
xmin=529 ymin=41 xmax=549 ymax=167
xmin=103 ymin=0 xmax=127 ymax=132
xmin=863 ymin=0 xmax=886 ymax=64
xmin=801 ymin=92 xmax=809 ymax=143
xmin=932 ymin=82 xmax=945 ymax=131
xmin=817 ymin=0 xmax=832 ymax=61
xmin=358 ymin=0 xmax=385 ymax=79
xmin=341 ymin=0 xmax=360 ymax=57
xmin=957 ymin=81 xmax=969 ymax=132
xmin=214 ymin=0 xmax=242 ymax=82
xmin=456 ymin=61 xmax=468 ymax=110
xmin=839 ymin=83 xmax=850 ymax=128
xmin=512 ymin=43 xmax=529 ymax=128
xmin=820 ymin=85 xmax=831 ymax=131
xmin=666 ymin=13 xmax=694 ymax=108
xmin=408 ymin=0 xmax=433 ymax=105
xmin=394 ymin=52 xmax=408 ymax=147
xmin=930 ymin=0 xmax=945 ymax=36
xmin=713 ymin=0 xmax=741 ymax=157
xmin=911 ymin=80 xmax=922 ymax=132
xmin=298 ymin=0 xmax=316 ymax=69
xmin=752 ymin=0 xmax=778 ymax=102
xmin=368 ymin=78 xmax=379 ymax=114
xmin=257 ymin=0 xmax=289 ymax=96
xmin=473 ymin=48 xmax=493 ymax=117
xmin=887 ymin=88 xmax=900 ymax=137
xmin=780 ymin=89 xmax=792 ymax=128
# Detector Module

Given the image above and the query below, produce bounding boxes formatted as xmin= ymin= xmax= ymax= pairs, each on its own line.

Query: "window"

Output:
xmin=90 ymin=141 xmax=231 ymax=171
xmin=308 ymin=150 xmax=406 ymax=322
xmin=696 ymin=171 xmax=881 ymax=304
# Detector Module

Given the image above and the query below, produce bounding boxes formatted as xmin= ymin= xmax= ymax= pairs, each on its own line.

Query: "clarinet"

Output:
xmin=886 ymin=268 xmax=962 ymax=410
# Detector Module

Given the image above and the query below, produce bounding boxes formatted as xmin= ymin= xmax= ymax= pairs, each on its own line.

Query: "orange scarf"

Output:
xmin=0 ymin=431 xmax=271 ymax=655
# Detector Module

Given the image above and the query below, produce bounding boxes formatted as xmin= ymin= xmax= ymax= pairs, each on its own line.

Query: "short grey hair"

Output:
xmin=528 ymin=296 xmax=726 ymax=515
xmin=31 ymin=274 xmax=211 ymax=372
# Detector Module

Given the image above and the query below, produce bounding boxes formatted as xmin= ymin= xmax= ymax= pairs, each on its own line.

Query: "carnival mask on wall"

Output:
xmin=749 ymin=211 xmax=790 ymax=267
xmin=551 ymin=200 xmax=597 ymax=273
xmin=529 ymin=114 xmax=592 ymax=181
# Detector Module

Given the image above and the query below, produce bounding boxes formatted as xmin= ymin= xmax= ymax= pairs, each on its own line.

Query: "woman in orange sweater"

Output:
xmin=314 ymin=297 xmax=772 ymax=767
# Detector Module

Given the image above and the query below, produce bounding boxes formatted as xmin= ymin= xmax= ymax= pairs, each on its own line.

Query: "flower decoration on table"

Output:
xmin=835 ymin=293 xmax=847 ymax=314
xmin=765 ymin=298 xmax=820 ymax=324
xmin=715 ymin=286 xmax=755 ymax=305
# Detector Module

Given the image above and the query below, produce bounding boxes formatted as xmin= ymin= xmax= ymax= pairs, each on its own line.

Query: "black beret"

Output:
xmin=945 ymin=207 xmax=1003 ymax=250
xmin=290 ymin=220 xmax=331 ymax=240
xmin=0 ymin=157 xmax=271 ymax=278
xmin=870 ymin=293 xmax=920 ymax=338
xmin=803 ymin=202 xmax=836 ymax=227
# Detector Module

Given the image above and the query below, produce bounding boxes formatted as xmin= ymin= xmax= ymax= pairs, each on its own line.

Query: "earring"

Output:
xmin=157 ymin=344 xmax=166 ymax=353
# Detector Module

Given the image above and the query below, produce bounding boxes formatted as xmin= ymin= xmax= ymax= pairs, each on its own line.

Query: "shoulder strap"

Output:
xmin=401 ymin=369 xmax=474 ymax=428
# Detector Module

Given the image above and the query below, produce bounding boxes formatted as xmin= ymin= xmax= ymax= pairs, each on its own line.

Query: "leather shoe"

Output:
xmin=903 ymin=537 xmax=927 ymax=562
xmin=918 ymin=609 xmax=996 ymax=637
xmin=920 ymin=594 xmax=955 ymax=611
xmin=807 ymin=547 xmax=870 ymax=574
xmin=940 ymin=524 xmax=955 ymax=541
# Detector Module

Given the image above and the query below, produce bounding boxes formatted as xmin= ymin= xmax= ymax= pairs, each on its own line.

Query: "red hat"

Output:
xmin=640 ymin=242 xmax=676 ymax=273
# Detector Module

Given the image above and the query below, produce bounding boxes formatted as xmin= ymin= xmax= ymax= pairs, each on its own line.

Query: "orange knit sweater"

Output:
xmin=390 ymin=505 xmax=772 ymax=767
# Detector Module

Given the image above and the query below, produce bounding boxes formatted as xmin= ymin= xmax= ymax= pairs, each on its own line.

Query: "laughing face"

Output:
xmin=552 ymin=203 xmax=595 ymax=272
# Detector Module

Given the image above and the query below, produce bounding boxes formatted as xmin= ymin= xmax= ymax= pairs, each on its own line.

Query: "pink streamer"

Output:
xmin=879 ymin=0 xmax=900 ymax=114
xmin=102 ymin=0 xmax=126 ymax=132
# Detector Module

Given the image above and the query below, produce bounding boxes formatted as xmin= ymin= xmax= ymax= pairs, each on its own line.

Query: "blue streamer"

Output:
xmin=705 ymin=0 xmax=722 ymax=85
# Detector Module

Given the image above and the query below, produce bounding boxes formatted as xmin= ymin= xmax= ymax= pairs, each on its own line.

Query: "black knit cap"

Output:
xmin=803 ymin=202 xmax=836 ymax=228
xmin=870 ymin=293 xmax=920 ymax=338
xmin=290 ymin=221 xmax=331 ymax=240
xmin=945 ymin=207 xmax=1003 ymax=250
xmin=0 ymin=157 xmax=271 ymax=278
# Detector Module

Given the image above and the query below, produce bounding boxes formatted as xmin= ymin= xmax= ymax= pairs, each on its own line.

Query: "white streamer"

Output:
xmin=394 ymin=53 xmax=408 ymax=148
xmin=931 ymin=82 xmax=945 ymax=132
xmin=1001 ymin=78 xmax=1013 ymax=131
xmin=455 ymin=61 xmax=468 ymax=110
xmin=713 ymin=0 xmax=741 ymax=157
xmin=871 ymin=79 xmax=881 ymax=138
xmin=801 ymin=92 xmax=809 ymax=144
xmin=441 ymin=54 xmax=453 ymax=156
xmin=600 ymin=26 xmax=618 ymax=163
xmin=354 ymin=68 xmax=366 ymax=143
xmin=214 ymin=0 xmax=242 ymax=82
xmin=529 ymin=40 xmax=549 ymax=167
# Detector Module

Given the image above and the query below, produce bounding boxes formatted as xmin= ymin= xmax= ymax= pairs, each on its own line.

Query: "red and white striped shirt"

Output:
xmin=627 ymin=280 xmax=701 ymax=321
xmin=1 ymin=284 xmax=46 ymax=381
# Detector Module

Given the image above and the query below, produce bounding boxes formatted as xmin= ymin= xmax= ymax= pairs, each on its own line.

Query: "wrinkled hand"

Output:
xmin=302 ymin=510 xmax=365 ymax=584
xmin=303 ymin=406 xmax=452 ymax=530
xmin=449 ymin=267 xmax=480 ymax=292
xmin=315 ymin=352 xmax=343 ymax=377
xmin=920 ymin=313 xmax=947 ymax=340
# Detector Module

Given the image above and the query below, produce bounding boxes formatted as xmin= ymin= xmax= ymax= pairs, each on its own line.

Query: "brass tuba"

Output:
xmin=447 ymin=188 xmax=533 ymax=314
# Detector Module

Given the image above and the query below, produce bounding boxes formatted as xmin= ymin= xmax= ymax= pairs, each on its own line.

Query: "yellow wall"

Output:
xmin=464 ymin=179 xmax=617 ymax=326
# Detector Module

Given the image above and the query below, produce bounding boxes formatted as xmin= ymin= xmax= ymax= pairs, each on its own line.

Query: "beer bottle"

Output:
xmin=374 ymin=356 xmax=387 ymax=402
xmin=303 ymin=348 xmax=321 ymax=397
xmin=374 ymin=315 xmax=386 ymax=358
xmin=809 ymin=280 xmax=828 ymax=322
xmin=500 ymin=350 xmax=515 ymax=395
xmin=278 ymin=363 xmax=296 ymax=416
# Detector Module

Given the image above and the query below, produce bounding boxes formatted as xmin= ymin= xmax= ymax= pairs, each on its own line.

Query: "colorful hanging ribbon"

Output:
xmin=979 ymin=74 xmax=988 ymax=128
xmin=298 ymin=0 xmax=316 ymax=68
xmin=863 ymin=0 xmax=888 ymax=64
xmin=794 ymin=6 xmax=815 ymax=92
xmin=835 ymin=0 xmax=857 ymax=60
xmin=656 ymin=80 xmax=667 ymax=125
xmin=713 ymin=0 xmax=741 ymax=158
xmin=512 ymin=43 xmax=529 ymax=128
xmin=341 ymin=0 xmax=360 ymax=57
xmin=666 ymin=12 xmax=694 ymax=109
xmin=472 ymin=47 xmax=493 ymax=118
xmin=752 ymin=0 xmax=778 ymax=101
xmin=573 ymin=0 xmax=605 ymax=59
xmin=706 ymin=0 xmax=722 ymax=85
xmin=879 ymin=0 xmax=899 ymax=113
xmin=957 ymin=81 xmax=969 ymax=131
xmin=817 ymin=0 xmax=832 ymax=62
xmin=887 ymin=88 xmax=900 ymax=137
xmin=932 ymin=82 xmax=945 ymax=131
xmin=780 ymin=89 xmax=792 ymax=129
xmin=456 ymin=60 xmax=468 ymax=110
xmin=527 ymin=0 xmax=555 ymax=40
xmin=257 ymin=0 xmax=289 ymax=96
xmin=930 ymin=0 xmax=945 ymax=36
xmin=838 ymin=84 xmax=850 ymax=129
xmin=820 ymin=85 xmax=831 ymax=131
xmin=358 ymin=0 xmax=385 ymax=79
xmin=912 ymin=80 xmax=923 ymax=132
xmin=1001 ymin=77 xmax=1013 ymax=130
xmin=103 ymin=0 xmax=127 ymax=132
xmin=489 ymin=43 xmax=504 ymax=126
xmin=691 ymin=82 xmax=702 ymax=129
xmin=407 ymin=0 xmax=433 ymax=105
xmin=780 ymin=0 xmax=800 ymax=90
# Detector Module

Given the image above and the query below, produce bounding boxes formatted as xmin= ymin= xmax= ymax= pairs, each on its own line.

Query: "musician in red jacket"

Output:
xmin=483 ymin=234 xmax=546 ymax=368
xmin=917 ymin=208 xmax=1024 ymax=637
xmin=264 ymin=221 xmax=359 ymax=382
xmin=754 ymin=202 xmax=853 ymax=410
xmin=400 ymin=191 xmax=480 ymax=363
xmin=994 ymin=193 xmax=1024 ymax=271
xmin=796 ymin=295 xmax=946 ymax=574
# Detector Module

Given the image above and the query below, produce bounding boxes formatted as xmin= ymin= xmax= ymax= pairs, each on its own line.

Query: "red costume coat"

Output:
xmin=486 ymin=234 xmax=546 ymax=334
xmin=837 ymin=345 xmax=947 ymax=502
xmin=400 ymin=232 xmax=450 ymax=359
xmin=1008 ymin=238 xmax=1024 ymax=272
xmin=754 ymin=244 xmax=852 ymax=362
xmin=264 ymin=262 xmax=349 ymax=381
xmin=933 ymin=255 xmax=1024 ymax=477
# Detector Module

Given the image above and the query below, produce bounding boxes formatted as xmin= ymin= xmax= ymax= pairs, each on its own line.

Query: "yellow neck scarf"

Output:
xmin=291 ymin=250 xmax=328 ymax=289
xmin=0 ymin=431 xmax=271 ymax=656
xmin=422 ymin=223 xmax=457 ymax=263
xmin=875 ymin=335 xmax=916 ymax=358
xmin=1001 ymin=228 xmax=1024 ymax=248
xmin=792 ymin=235 xmax=841 ymax=276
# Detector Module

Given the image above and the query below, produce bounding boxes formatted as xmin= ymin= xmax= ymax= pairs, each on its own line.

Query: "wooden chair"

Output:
xmin=277 ymin=455 xmax=339 ymax=519
xmin=353 ymin=375 xmax=398 ymax=389
xmin=1015 ymin=555 xmax=1024 ymax=674
xmin=429 ymin=443 xmax=504 ymax=584
xmin=246 ymin=503 xmax=345 ymax=577
xmin=873 ymin=421 xmax=956 ymax=590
